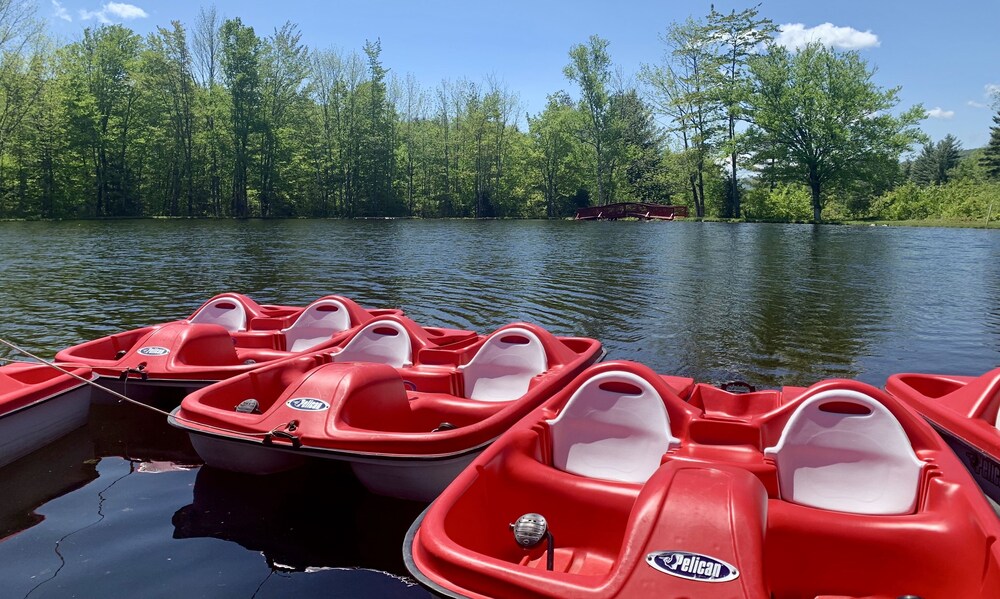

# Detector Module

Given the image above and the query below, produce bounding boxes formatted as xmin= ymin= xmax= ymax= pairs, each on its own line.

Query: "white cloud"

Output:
xmin=106 ymin=2 xmax=147 ymax=19
xmin=79 ymin=8 xmax=111 ymax=23
xmin=776 ymin=23 xmax=880 ymax=51
xmin=52 ymin=0 xmax=71 ymax=21
xmin=80 ymin=2 xmax=148 ymax=23
xmin=927 ymin=107 xmax=954 ymax=119
xmin=968 ymin=100 xmax=988 ymax=109
xmin=987 ymin=83 xmax=1000 ymax=97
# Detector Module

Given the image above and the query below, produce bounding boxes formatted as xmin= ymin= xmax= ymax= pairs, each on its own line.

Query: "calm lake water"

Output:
xmin=1 ymin=219 xmax=999 ymax=597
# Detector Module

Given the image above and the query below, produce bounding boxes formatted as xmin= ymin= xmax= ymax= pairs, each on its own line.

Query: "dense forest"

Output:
xmin=1 ymin=2 xmax=999 ymax=222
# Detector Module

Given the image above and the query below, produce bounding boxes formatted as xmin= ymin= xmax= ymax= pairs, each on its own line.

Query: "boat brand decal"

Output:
xmin=285 ymin=397 xmax=330 ymax=411
xmin=646 ymin=551 xmax=739 ymax=583
xmin=137 ymin=346 xmax=170 ymax=357
xmin=935 ymin=427 xmax=1000 ymax=491
xmin=965 ymin=449 xmax=1000 ymax=489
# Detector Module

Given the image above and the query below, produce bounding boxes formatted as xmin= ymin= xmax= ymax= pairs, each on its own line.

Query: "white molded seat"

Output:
xmin=547 ymin=371 xmax=680 ymax=484
xmin=764 ymin=389 xmax=924 ymax=515
xmin=331 ymin=319 xmax=413 ymax=368
xmin=282 ymin=299 xmax=352 ymax=352
xmin=189 ymin=296 xmax=248 ymax=332
xmin=458 ymin=327 xmax=547 ymax=402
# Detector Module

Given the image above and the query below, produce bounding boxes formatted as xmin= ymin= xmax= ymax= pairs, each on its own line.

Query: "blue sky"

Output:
xmin=42 ymin=0 xmax=1000 ymax=150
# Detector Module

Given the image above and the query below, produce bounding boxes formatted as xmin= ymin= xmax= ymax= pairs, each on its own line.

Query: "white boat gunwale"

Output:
xmin=0 ymin=373 xmax=97 ymax=420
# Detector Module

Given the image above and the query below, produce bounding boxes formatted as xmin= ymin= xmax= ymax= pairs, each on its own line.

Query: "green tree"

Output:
xmin=397 ymin=73 xmax=425 ymax=216
xmin=706 ymin=5 xmax=775 ymax=217
xmin=192 ymin=5 xmax=225 ymax=216
xmin=935 ymin=134 xmax=962 ymax=183
xmin=484 ymin=78 xmax=519 ymax=217
xmin=59 ymin=25 xmax=143 ymax=217
xmin=310 ymin=47 xmax=347 ymax=215
xmin=0 ymin=49 xmax=45 ymax=215
xmin=258 ymin=22 xmax=309 ymax=217
xmin=529 ymin=92 xmax=587 ymax=217
xmin=981 ymin=109 xmax=1000 ymax=180
xmin=564 ymin=35 xmax=614 ymax=205
xmin=610 ymin=89 xmax=670 ymax=203
xmin=911 ymin=134 xmax=962 ymax=186
xmin=910 ymin=143 xmax=938 ymax=185
xmin=642 ymin=17 xmax=723 ymax=217
xmin=19 ymin=46 xmax=65 ymax=217
xmin=0 ymin=2 xmax=43 ymax=211
xmin=746 ymin=42 xmax=925 ymax=221
xmin=143 ymin=22 xmax=196 ymax=216
xmin=360 ymin=39 xmax=395 ymax=216
xmin=220 ymin=17 xmax=260 ymax=217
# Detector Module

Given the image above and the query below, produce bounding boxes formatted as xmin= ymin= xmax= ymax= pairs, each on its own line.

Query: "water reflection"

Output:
xmin=0 ymin=400 xmax=198 ymax=544
xmin=0 ymin=428 xmax=97 ymax=539
xmin=172 ymin=464 xmax=426 ymax=573
xmin=0 ymin=401 xmax=430 ymax=598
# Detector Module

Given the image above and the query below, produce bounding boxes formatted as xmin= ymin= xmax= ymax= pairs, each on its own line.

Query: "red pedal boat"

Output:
xmin=405 ymin=360 xmax=1000 ymax=598
xmin=886 ymin=367 xmax=1000 ymax=504
xmin=52 ymin=293 xmax=457 ymax=398
xmin=0 ymin=362 xmax=95 ymax=469
xmin=169 ymin=319 xmax=603 ymax=501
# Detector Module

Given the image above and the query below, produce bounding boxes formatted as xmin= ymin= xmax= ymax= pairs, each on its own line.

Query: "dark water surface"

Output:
xmin=1 ymin=219 xmax=999 ymax=597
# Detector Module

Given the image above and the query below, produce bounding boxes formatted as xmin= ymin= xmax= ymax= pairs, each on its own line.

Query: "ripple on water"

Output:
xmin=2 ymin=219 xmax=1000 ymax=597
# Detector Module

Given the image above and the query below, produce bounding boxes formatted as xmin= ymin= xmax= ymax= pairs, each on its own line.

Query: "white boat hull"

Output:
xmin=347 ymin=451 xmax=480 ymax=502
xmin=187 ymin=432 xmax=309 ymax=475
xmin=178 ymin=419 xmax=483 ymax=502
xmin=0 ymin=383 xmax=92 ymax=469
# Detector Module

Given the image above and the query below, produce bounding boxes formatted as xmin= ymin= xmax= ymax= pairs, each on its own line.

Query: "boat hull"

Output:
xmin=347 ymin=451 xmax=480 ymax=502
xmin=171 ymin=322 xmax=604 ymax=501
xmin=0 ymin=382 xmax=92 ymax=469
xmin=185 ymin=428 xmax=308 ymax=475
xmin=175 ymin=414 xmax=485 ymax=502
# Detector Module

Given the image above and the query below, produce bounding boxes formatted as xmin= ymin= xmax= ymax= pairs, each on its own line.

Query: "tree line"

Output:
xmin=1 ymin=1 xmax=999 ymax=222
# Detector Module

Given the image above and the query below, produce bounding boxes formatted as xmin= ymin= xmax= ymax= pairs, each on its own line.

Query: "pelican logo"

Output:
xmin=646 ymin=551 xmax=739 ymax=583
xmin=965 ymin=450 xmax=1000 ymax=488
xmin=137 ymin=346 xmax=170 ymax=357
xmin=286 ymin=397 xmax=330 ymax=411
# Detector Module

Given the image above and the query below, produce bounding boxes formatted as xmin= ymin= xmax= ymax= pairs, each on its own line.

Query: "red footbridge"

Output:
xmin=574 ymin=202 xmax=689 ymax=221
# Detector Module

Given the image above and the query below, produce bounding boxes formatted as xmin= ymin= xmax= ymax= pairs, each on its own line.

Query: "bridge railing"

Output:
xmin=575 ymin=203 xmax=688 ymax=220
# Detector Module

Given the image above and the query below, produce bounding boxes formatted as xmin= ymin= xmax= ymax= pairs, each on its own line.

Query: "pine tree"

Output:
xmin=910 ymin=143 xmax=937 ymax=185
xmin=910 ymin=134 xmax=962 ymax=186
xmin=981 ymin=111 xmax=1000 ymax=180
xmin=935 ymin=134 xmax=961 ymax=183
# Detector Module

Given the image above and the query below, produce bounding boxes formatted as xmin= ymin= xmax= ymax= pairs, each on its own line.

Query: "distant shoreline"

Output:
xmin=1 ymin=216 xmax=996 ymax=229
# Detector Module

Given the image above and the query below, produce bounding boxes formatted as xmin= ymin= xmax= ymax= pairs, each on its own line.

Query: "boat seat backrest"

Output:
xmin=188 ymin=296 xmax=248 ymax=332
xmin=332 ymin=319 xmax=413 ymax=368
xmin=282 ymin=299 xmax=352 ymax=352
xmin=763 ymin=389 xmax=924 ymax=515
xmin=547 ymin=371 xmax=680 ymax=484
xmin=459 ymin=327 xmax=547 ymax=402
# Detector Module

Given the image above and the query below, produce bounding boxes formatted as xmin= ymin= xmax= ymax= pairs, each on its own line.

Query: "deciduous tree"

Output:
xmin=220 ymin=17 xmax=260 ymax=218
xmin=565 ymin=35 xmax=614 ymax=205
xmin=706 ymin=4 xmax=775 ymax=217
xmin=642 ymin=17 xmax=723 ymax=217
xmin=746 ymin=42 xmax=924 ymax=221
